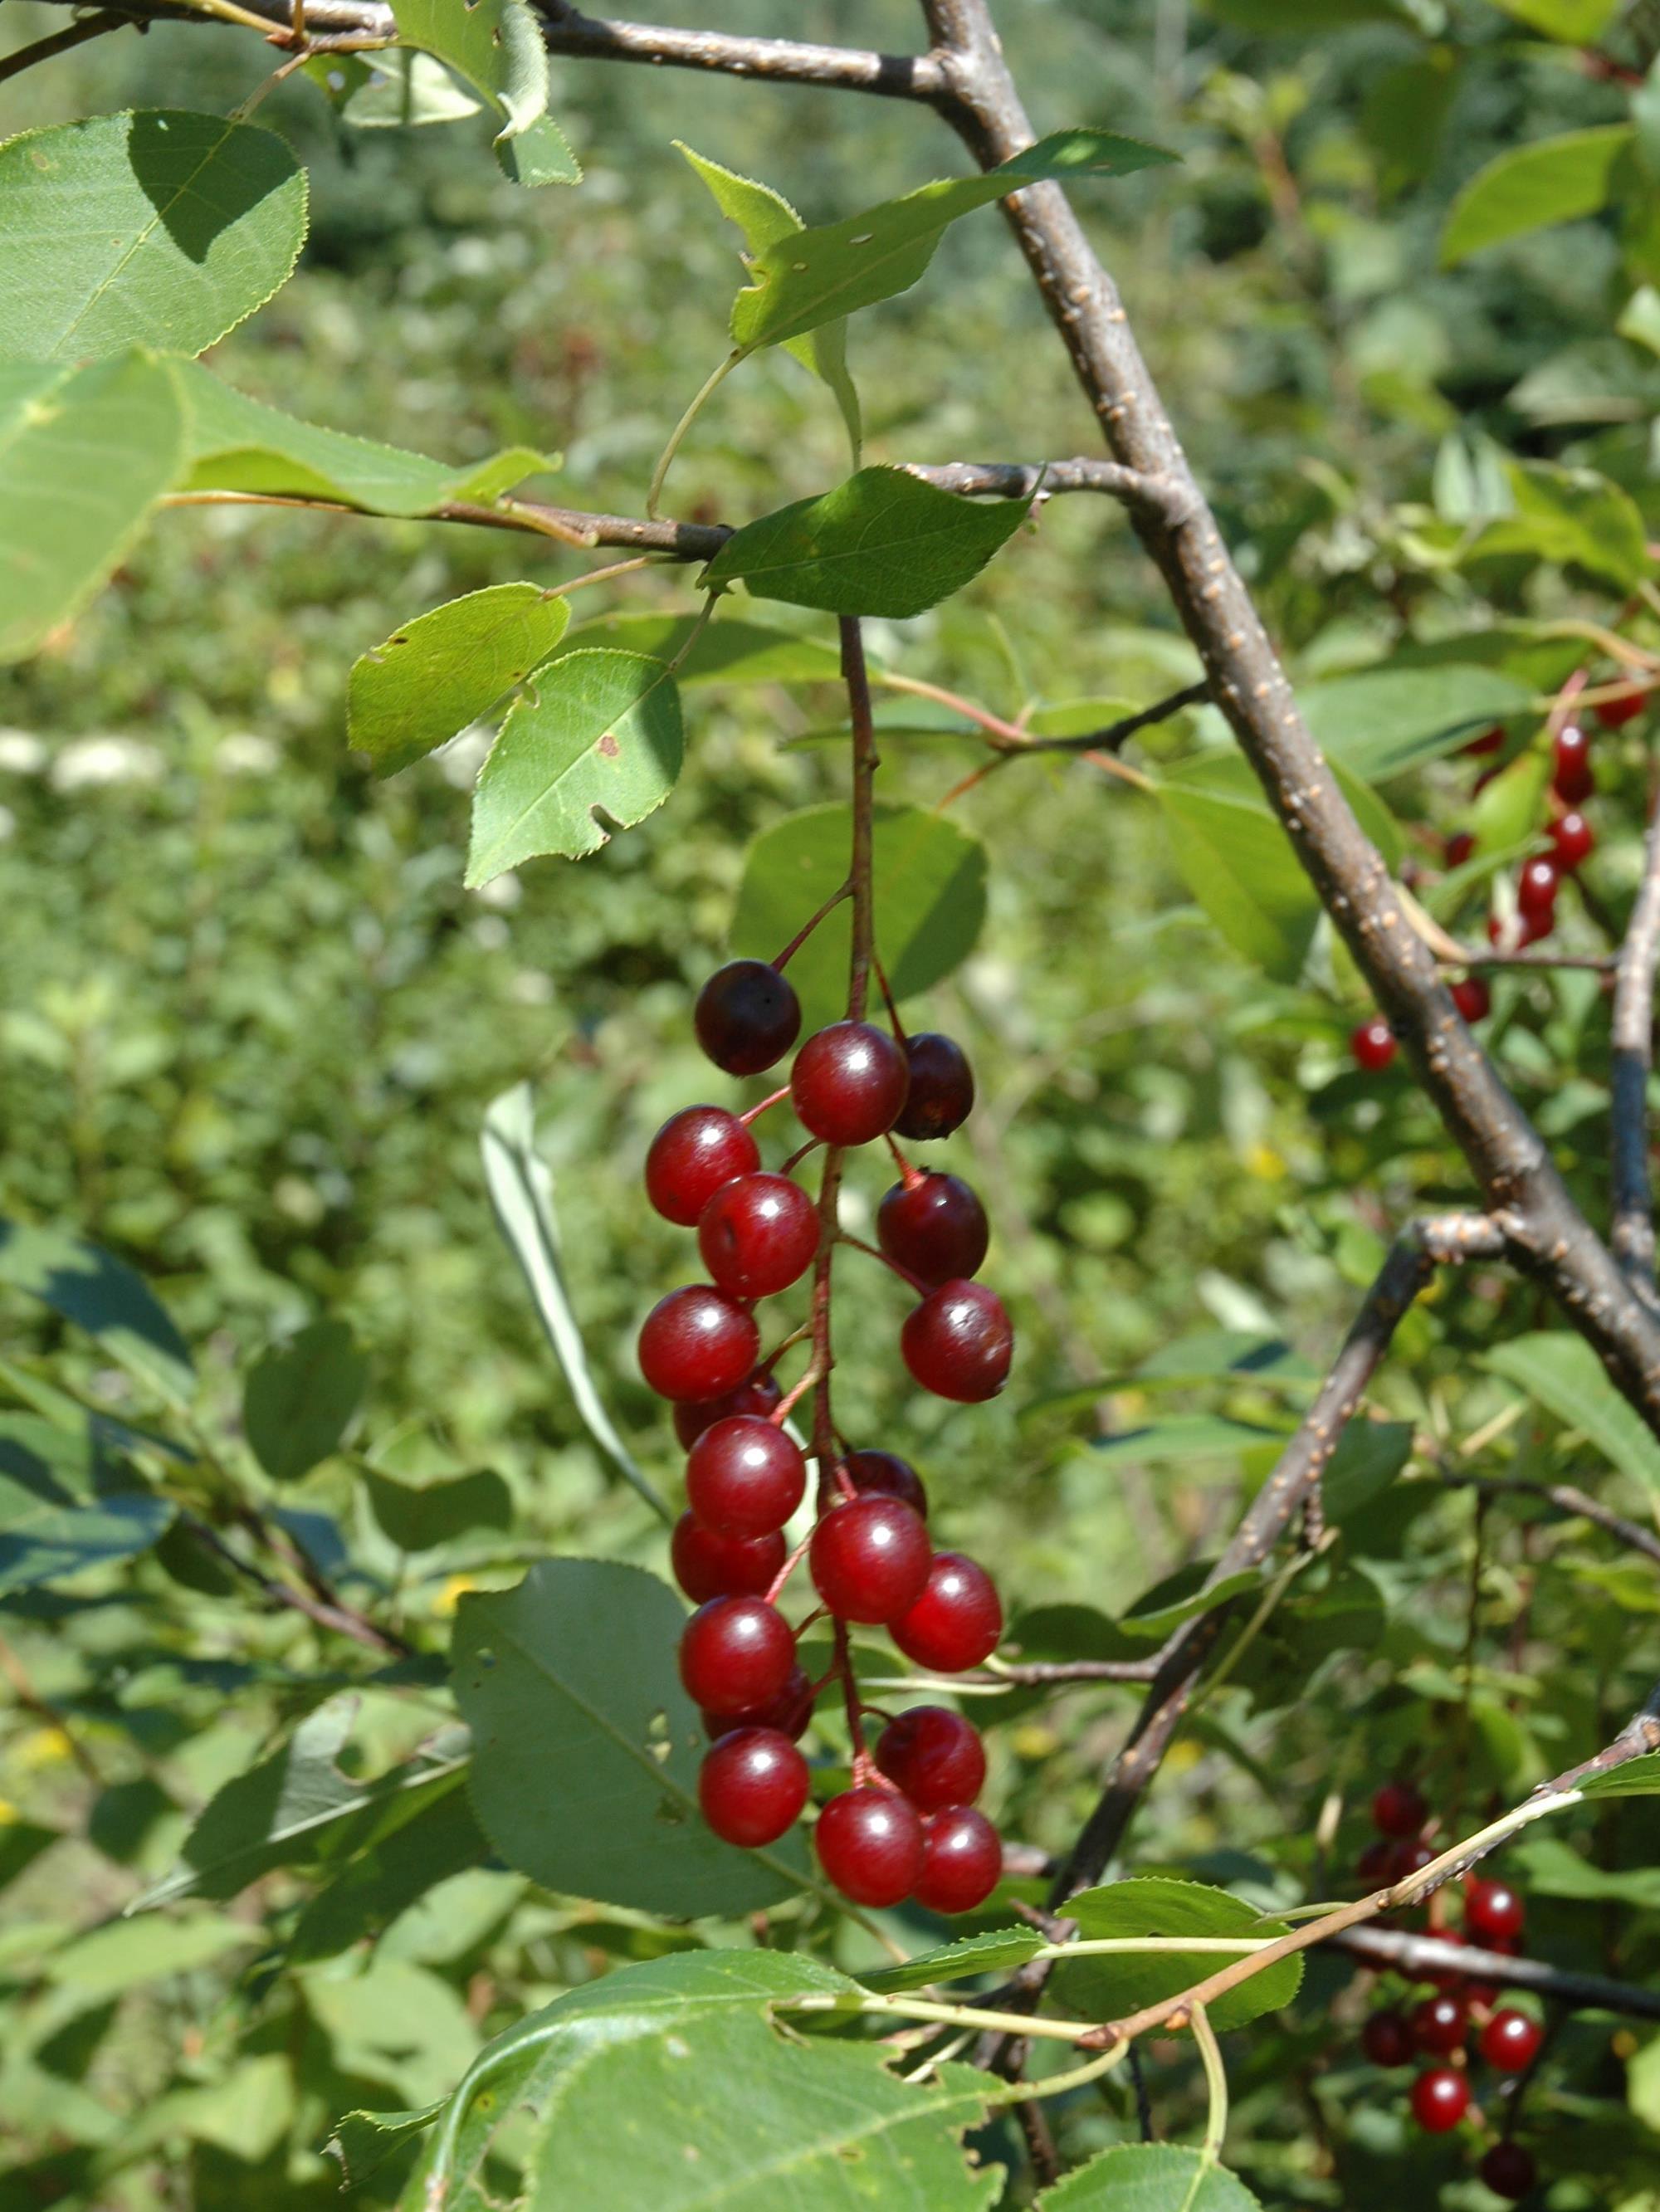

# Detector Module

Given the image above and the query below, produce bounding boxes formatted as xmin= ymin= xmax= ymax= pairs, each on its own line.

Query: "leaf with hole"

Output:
xmin=0 ymin=111 xmax=307 ymax=363
xmin=349 ymin=584 xmax=570 ymax=776
xmin=465 ymin=649 xmax=684 ymax=884
xmin=242 ymin=1321 xmax=368 ymax=1483
xmin=1051 ymin=1877 xmax=1301 ymax=2034
xmin=1441 ymin=126 xmax=1632 ymax=268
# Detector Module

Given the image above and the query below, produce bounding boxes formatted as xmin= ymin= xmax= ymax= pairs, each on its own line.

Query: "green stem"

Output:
xmin=647 ymin=351 xmax=740 ymax=519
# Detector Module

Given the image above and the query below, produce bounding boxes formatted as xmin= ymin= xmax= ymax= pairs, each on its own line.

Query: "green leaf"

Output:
xmin=290 ymin=1781 xmax=490 ymax=1962
xmin=1579 ymin=1751 xmax=1660 ymax=1799
xmin=1483 ymin=1332 xmax=1660 ymax=1499
xmin=0 ymin=111 xmax=307 ymax=362
xmin=0 ymin=1216 xmax=193 ymax=1404
xmin=730 ymin=803 xmax=988 ymax=1032
xmin=679 ymin=143 xmax=862 ymax=461
xmin=1003 ymin=1602 xmax=1150 ymax=1670
xmin=364 ymin=1466 xmax=511 ymax=1551
xmin=465 ymin=648 xmax=683 ymax=885
xmin=46 ymin=1912 xmax=258 ymax=1999
xmin=496 ymin=113 xmax=582 ymax=188
xmin=1466 ymin=460 xmax=1650 ymax=590
xmin=0 ymin=1465 xmax=171 ymax=1596
xmin=1199 ymin=0 xmax=1402 ymax=24
xmin=0 ymin=352 xmax=185 ymax=667
xmin=1081 ymin=1415 xmax=1293 ymax=1468
xmin=1052 ymin=1877 xmax=1301 ymax=2034
xmin=564 ymin=611 xmax=842 ymax=686
xmin=1038 ymin=2144 xmax=1262 ymax=2210
xmin=1117 ymin=1563 xmax=1266 ymax=1639
xmin=702 ymin=467 xmax=1026 ymax=619
xmin=730 ymin=129 xmax=1178 ymax=353
xmin=388 ymin=0 xmax=578 ymax=186
xmin=480 ymin=1084 xmax=668 ymax=1521
xmin=310 ymin=50 xmax=482 ymax=129
xmin=349 ymin=584 xmax=570 ymax=777
xmin=1469 ymin=745 xmax=1552 ymax=856
xmin=1321 ymin=1419 xmax=1412 ymax=1522
xmin=1511 ymin=1834 xmax=1660 ymax=1905
xmin=1487 ymin=0 xmax=1618 ymax=34
xmin=1441 ymin=126 xmax=1633 ymax=269
xmin=305 ymin=1956 xmax=481 ymax=2107
xmin=242 ymin=1321 xmax=367 ymax=1482
xmin=1301 ymin=666 xmax=1533 ymax=780
xmin=862 ymin=1929 xmax=1046 ymax=1993
xmin=174 ymin=359 xmax=554 ymax=519
xmin=452 ymin=1560 xmax=810 ymax=1915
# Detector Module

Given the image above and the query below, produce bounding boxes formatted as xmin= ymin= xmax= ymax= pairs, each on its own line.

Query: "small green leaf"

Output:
xmin=1038 ymin=2144 xmax=1262 ymax=2210
xmin=1441 ymin=126 xmax=1633 ymax=269
xmin=466 ymin=649 xmax=683 ymax=884
xmin=452 ymin=1560 xmax=810 ymax=1915
xmin=0 ymin=353 xmax=185 ymax=667
xmin=388 ymin=0 xmax=578 ymax=185
xmin=861 ymin=1929 xmax=1046 ymax=1993
xmin=730 ymin=803 xmax=987 ymax=1031
xmin=1117 ymin=1564 xmax=1266 ymax=1639
xmin=1579 ymin=1751 xmax=1660 ymax=1799
xmin=1467 ymin=459 xmax=1650 ymax=589
xmin=0 ymin=1215 xmax=193 ymax=1403
xmin=310 ymin=50 xmax=481 ymax=129
xmin=1469 ymin=745 xmax=1552 ymax=855
xmin=563 ymin=611 xmax=841 ymax=686
xmin=1483 ymin=1332 xmax=1660 ymax=1499
xmin=349 ymin=584 xmax=570 ymax=776
xmin=364 ymin=1466 xmax=511 ymax=1551
xmin=242 ymin=1321 xmax=368 ymax=1483
xmin=0 ymin=110 xmax=307 ymax=362
xmin=702 ymin=466 xmax=1026 ymax=618
xmin=1302 ymin=666 xmax=1533 ymax=780
xmin=496 ymin=113 xmax=581 ymax=188
xmin=1486 ymin=0 xmax=1617 ymax=33
xmin=1052 ymin=1877 xmax=1301 ymax=2034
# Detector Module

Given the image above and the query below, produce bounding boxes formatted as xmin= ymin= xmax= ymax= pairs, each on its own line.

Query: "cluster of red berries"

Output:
xmin=1356 ymin=1781 xmax=1543 ymax=2199
xmin=640 ymin=950 xmax=1010 ymax=1912
xmin=1349 ymin=686 xmax=1636 ymax=1076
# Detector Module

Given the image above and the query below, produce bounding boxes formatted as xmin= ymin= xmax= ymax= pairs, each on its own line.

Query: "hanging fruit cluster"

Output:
xmin=640 ymin=921 xmax=1012 ymax=1913
xmin=1355 ymin=1780 xmax=1544 ymax=2199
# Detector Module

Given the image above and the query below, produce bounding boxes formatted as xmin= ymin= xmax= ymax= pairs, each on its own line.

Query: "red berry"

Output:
xmin=877 ymin=1173 xmax=989 ymax=1288
xmin=1452 ymin=977 xmax=1491 ymax=1023
xmin=891 ymin=1552 xmax=1002 ymax=1672
xmin=1372 ymin=1780 xmax=1428 ymax=1838
xmin=1481 ymin=2009 xmax=1543 ymax=2073
xmin=671 ymin=1511 xmax=786 ymax=1604
xmin=639 ymin=1286 xmax=759 ymax=1404
xmin=1552 ymin=723 xmax=1594 ymax=803
xmin=1547 ymin=808 xmax=1594 ymax=872
xmin=791 ymin=1021 xmax=910 ymax=1146
xmin=814 ymin=1787 xmax=924 ymax=1907
xmin=698 ymin=1727 xmax=810 ymax=1847
xmin=808 ymin=1495 xmax=931 ymax=1624
xmin=1463 ymin=725 xmax=1505 ymax=759
xmin=645 ymin=1106 xmax=759 ymax=1227
xmin=1595 ymin=687 xmax=1644 ymax=729
xmin=894 ymin=1033 xmax=975 ymax=1141
xmin=1466 ymin=1878 xmax=1525 ymax=1945
xmin=1350 ymin=1018 xmax=1397 ymax=1073
xmin=875 ymin=1707 xmax=987 ymax=1811
xmin=1393 ymin=1839 xmax=1437 ymax=1882
xmin=1411 ymin=1993 xmax=1468 ymax=2057
xmin=701 ymin=1663 xmax=814 ymax=1743
xmin=686 ymin=1416 xmax=807 ymax=1538
xmin=901 ymin=1279 xmax=1013 ymax=1403
xmin=1445 ymin=831 xmax=1476 ymax=868
xmin=678 ymin=1596 xmax=795 ymax=1716
xmin=1480 ymin=2141 xmax=1537 ymax=2200
xmin=1516 ymin=858 xmax=1559 ymax=923
xmin=694 ymin=960 xmax=801 ymax=1076
xmin=673 ymin=1370 xmax=782 ymax=1450
xmin=914 ymin=1806 xmax=1002 ymax=1914
xmin=844 ymin=1448 xmax=928 ymax=1517
xmin=697 ymin=1172 xmax=819 ymax=1299
xmin=1411 ymin=2064 xmax=1471 ymax=2133
xmin=1356 ymin=1838 xmax=1395 ymax=1884
xmin=1361 ymin=2009 xmax=1415 ymax=2068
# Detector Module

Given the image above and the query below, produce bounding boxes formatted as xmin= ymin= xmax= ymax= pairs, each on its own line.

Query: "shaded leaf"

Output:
xmin=1117 ymin=1563 xmax=1265 ymax=1639
xmin=1441 ymin=126 xmax=1631 ymax=268
xmin=1052 ymin=1877 xmax=1301 ymax=2033
xmin=0 ymin=1215 xmax=193 ymax=1403
xmin=310 ymin=50 xmax=481 ymax=129
xmin=465 ymin=648 xmax=683 ymax=884
xmin=1081 ymin=1414 xmax=1293 ymax=1467
xmin=0 ymin=111 xmax=306 ymax=362
xmin=364 ymin=1466 xmax=511 ymax=1551
xmin=1301 ymin=665 xmax=1532 ymax=779
xmin=290 ymin=1782 xmax=490 ymax=1962
xmin=862 ymin=1929 xmax=1045 ymax=1993
xmin=1039 ymin=2144 xmax=1262 ymax=2210
xmin=1321 ymin=1419 xmax=1412 ymax=1522
xmin=0 ymin=1444 xmax=171 ymax=1596
xmin=388 ymin=0 xmax=577 ymax=185
xmin=242 ymin=1321 xmax=367 ymax=1482
xmin=1466 ymin=459 xmax=1649 ymax=590
xmin=1483 ymin=1332 xmax=1660 ymax=1498
xmin=562 ymin=610 xmax=841 ymax=686
xmin=349 ymin=584 xmax=570 ymax=776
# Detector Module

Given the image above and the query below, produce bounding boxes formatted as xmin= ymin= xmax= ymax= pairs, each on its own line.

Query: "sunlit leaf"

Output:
xmin=349 ymin=584 xmax=570 ymax=776
xmin=1441 ymin=127 xmax=1632 ymax=268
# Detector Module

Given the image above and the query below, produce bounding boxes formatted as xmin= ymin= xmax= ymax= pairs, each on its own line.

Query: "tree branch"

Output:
xmin=179 ymin=1514 xmax=413 ymax=1658
xmin=1610 ymin=780 xmax=1660 ymax=1298
xmin=1326 ymin=1924 xmax=1660 ymax=2022
xmin=0 ymin=9 xmax=131 ymax=85
xmin=1435 ymin=1470 xmax=1660 ymax=1570
xmin=536 ymin=2 xmax=948 ymax=100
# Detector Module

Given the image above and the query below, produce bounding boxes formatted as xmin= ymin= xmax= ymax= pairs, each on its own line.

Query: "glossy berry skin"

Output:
xmin=1411 ymin=2065 xmax=1472 ymax=2133
xmin=1445 ymin=831 xmax=1476 ymax=869
xmin=876 ymin=1707 xmax=987 ymax=1811
xmin=694 ymin=960 xmax=801 ymax=1076
xmin=1411 ymin=1993 xmax=1469 ymax=2057
xmin=686 ymin=1416 xmax=806 ymax=1538
xmin=639 ymin=1287 xmax=759 ymax=1404
xmin=646 ymin=1107 xmax=760 ymax=1227
xmin=1516 ymin=858 xmax=1559 ymax=923
xmin=809 ymin=1495 xmax=931 ymax=1624
xmin=671 ymin=1512 xmax=786 ymax=1605
xmin=673 ymin=1371 xmax=782 ymax=1450
xmin=891 ymin=1552 xmax=1002 ymax=1672
xmin=678 ymin=1596 xmax=795 ymax=1716
xmin=701 ymin=1663 xmax=814 ymax=1744
xmin=1480 ymin=2142 xmax=1537 ymax=2200
xmin=1481 ymin=2009 xmax=1543 ymax=2073
xmin=1362 ymin=2009 xmax=1414 ymax=2068
xmin=1452 ymin=976 xmax=1491 ymax=1023
xmin=1547 ymin=808 xmax=1594 ymax=871
xmin=845 ymin=1448 xmax=928 ymax=1518
xmin=877 ymin=1173 xmax=989 ymax=1288
xmin=791 ymin=1021 xmax=910 ymax=1146
xmin=894 ymin=1033 xmax=975 ymax=1141
xmin=697 ymin=1173 xmax=819 ymax=1299
xmin=1595 ymin=687 xmax=1645 ymax=729
xmin=901 ymin=1280 xmax=1013 ymax=1403
xmin=698 ymin=1727 xmax=809 ymax=1847
xmin=915 ymin=1807 xmax=1002 ymax=1914
xmin=1350 ymin=1018 xmax=1397 ymax=1073
xmin=814 ymin=1786 xmax=924 ymax=1907
xmin=1466 ymin=1878 xmax=1526 ymax=1944
xmin=1372 ymin=1780 xmax=1428 ymax=1838
xmin=1553 ymin=722 xmax=1594 ymax=803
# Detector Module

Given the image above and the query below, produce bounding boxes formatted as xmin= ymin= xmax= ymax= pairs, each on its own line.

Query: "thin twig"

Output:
xmin=1611 ymin=781 xmax=1660 ymax=1297
xmin=1325 ymin=1925 xmax=1660 ymax=2021
xmin=0 ymin=8 xmax=129 ymax=84
xmin=1433 ymin=1471 xmax=1660 ymax=1570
